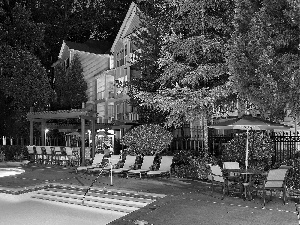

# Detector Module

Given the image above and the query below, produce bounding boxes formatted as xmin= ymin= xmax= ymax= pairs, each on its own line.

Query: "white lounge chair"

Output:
xmin=90 ymin=155 xmax=121 ymax=173
xmin=127 ymin=156 xmax=155 ymax=178
xmin=109 ymin=155 xmax=137 ymax=175
xmin=147 ymin=156 xmax=173 ymax=177
xmin=76 ymin=153 xmax=104 ymax=173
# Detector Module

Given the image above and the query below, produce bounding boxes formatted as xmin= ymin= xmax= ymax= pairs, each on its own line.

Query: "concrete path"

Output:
xmin=0 ymin=164 xmax=298 ymax=225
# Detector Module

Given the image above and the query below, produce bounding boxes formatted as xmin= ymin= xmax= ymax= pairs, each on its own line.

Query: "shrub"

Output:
xmin=172 ymin=149 xmax=219 ymax=180
xmin=222 ymin=131 xmax=274 ymax=170
xmin=280 ymin=158 xmax=300 ymax=190
xmin=121 ymin=124 xmax=173 ymax=156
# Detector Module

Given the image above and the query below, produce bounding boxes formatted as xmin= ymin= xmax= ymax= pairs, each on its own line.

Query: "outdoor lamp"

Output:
xmin=88 ymin=130 xmax=91 ymax=147
xmin=45 ymin=128 xmax=49 ymax=146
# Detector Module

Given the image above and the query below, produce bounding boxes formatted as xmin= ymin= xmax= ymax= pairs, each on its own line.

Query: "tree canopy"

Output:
xmin=121 ymin=124 xmax=173 ymax=155
xmin=132 ymin=0 xmax=236 ymax=128
xmin=0 ymin=45 xmax=54 ymax=136
xmin=52 ymin=54 xmax=87 ymax=110
xmin=227 ymin=0 xmax=300 ymax=120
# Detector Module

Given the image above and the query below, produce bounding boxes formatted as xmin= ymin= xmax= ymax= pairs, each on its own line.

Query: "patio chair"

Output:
xmin=109 ymin=155 xmax=137 ymax=176
xmin=147 ymin=156 xmax=174 ymax=177
xmin=75 ymin=153 xmax=104 ymax=173
xmin=26 ymin=146 xmax=35 ymax=162
xmin=209 ymin=165 xmax=240 ymax=200
xmin=44 ymin=146 xmax=52 ymax=164
xmin=127 ymin=156 xmax=155 ymax=178
xmin=0 ymin=151 xmax=5 ymax=162
xmin=252 ymin=168 xmax=289 ymax=207
xmin=35 ymin=146 xmax=44 ymax=164
xmin=70 ymin=148 xmax=80 ymax=166
xmin=223 ymin=162 xmax=240 ymax=176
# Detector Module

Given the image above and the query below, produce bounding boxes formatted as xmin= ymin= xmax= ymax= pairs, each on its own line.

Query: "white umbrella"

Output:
xmin=66 ymin=132 xmax=81 ymax=137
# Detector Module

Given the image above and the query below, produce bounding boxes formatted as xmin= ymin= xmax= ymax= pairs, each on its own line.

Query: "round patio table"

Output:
xmin=240 ymin=169 xmax=265 ymax=200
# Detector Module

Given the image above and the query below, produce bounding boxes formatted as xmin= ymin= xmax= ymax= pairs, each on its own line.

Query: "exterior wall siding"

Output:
xmin=78 ymin=53 xmax=110 ymax=103
xmin=110 ymin=4 xmax=142 ymax=123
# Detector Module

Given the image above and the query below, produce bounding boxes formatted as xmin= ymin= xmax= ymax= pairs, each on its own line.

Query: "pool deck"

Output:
xmin=0 ymin=163 xmax=299 ymax=225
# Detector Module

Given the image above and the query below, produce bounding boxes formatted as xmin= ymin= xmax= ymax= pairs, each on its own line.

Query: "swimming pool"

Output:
xmin=0 ymin=168 xmax=25 ymax=177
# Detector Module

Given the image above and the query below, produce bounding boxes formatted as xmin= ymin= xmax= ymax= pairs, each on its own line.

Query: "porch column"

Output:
xmin=29 ymin=107 xmax=34 ymax=145
xmin=81 ymin=117 xmax=85 ymax=166
xmin=91 ymin=119 xmax=96 ymax=159
xmin=41 ymin=120 xmax=46 ymax=146
xmin=30 ymin=120 xmax=33 ymax=145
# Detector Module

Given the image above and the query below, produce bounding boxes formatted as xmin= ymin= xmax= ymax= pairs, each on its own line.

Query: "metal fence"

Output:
xmin=1 ymin=130 xmax=299 ymax=165
xmin=0 ymin=136 xmax=66 ymax=147
xmin=270 ymin=132 xmax=299 ymax=163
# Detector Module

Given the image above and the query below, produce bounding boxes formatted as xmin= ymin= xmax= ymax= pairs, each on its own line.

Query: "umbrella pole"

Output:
xmin=245 ymin=129 xmax=249 ymax=171
xmin=295 ymin=118 xmax=298 ymax=151
xmin=110 ymin=158 xmax=113 ymax=186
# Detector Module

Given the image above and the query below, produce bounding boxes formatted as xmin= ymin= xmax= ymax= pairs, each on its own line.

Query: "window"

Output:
xmin=127 ymin=103 xmax=132 ymax=112
xmin=108 ymin=105 xmax=114 ymax=117
xmin=120 ymin=49 xmax=124 ymax=66
xmin=116 ymin=104 xmax=120 ymax=114
xmin=116 ymin=52 xmax=119 ymax=67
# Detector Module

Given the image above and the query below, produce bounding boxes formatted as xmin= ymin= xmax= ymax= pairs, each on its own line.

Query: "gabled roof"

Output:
xmin=58 ymin=39 xmax=112 ymax=58
xmin=111 ymin=2 xmax=139 ymax=52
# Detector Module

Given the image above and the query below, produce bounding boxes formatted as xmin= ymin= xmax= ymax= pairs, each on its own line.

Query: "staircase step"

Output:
xmin=31 ymin=195 xmax=137 ymax=213
xmin=45 ymin=186 xmax=158 ymax=201
xmin=35 ymin=190 xmax=150 ymax=208
xmin=86 ymin=192 xmax=153 ymax=205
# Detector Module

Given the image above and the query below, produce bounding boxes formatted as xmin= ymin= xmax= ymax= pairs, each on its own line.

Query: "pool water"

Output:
xmin=0 ymin=198 xmax=123 ymax=225
xmin=0 ymin=168 xmax=25 ymax=177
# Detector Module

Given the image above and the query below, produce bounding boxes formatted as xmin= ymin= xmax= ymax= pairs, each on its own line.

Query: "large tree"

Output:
xmin=0 ymin=3 xmax=45 ymax=55
xmin=0 ymin=45 xmax=54 ymax=137
xmin=128 ymin=0 xmax=173 ymax=125
xmin=227 ymin=0 xmax=300 ymax=121
xmin=132 ymin=0 xmax=236 ymax=128
xmin=0 ymin=3 xmax=53 ymax=137
xmin=52 ymin=54 xmax=87 ymax=110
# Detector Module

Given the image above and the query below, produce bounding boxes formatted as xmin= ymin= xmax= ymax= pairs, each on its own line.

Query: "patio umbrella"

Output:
xmin=209 ymin=115 xmax=291 ymax=170
xmin=97 ymin=131 xmax=114 ymax=136
xmin=66 ymin=132 xmax=81 ymax=137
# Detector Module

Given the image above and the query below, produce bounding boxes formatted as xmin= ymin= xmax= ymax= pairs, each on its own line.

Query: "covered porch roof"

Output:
xmin=27 ymin=109 xmax=95 ymax=120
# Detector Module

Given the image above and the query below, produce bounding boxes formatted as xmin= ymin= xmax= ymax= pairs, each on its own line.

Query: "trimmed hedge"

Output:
xmin=0 ymin=145 xmax=28 ymax=161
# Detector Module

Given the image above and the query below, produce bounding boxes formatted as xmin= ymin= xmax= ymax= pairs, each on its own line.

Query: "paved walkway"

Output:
xmin=0 ymin=163 xmax=298 ymax=225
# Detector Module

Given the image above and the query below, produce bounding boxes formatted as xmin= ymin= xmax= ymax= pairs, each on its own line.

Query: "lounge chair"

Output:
xmin=109 ymin=155 xmax=137 ymax=176
xmin=147 ymin=156 xmax=174 ymax=177
xmin=75 ymin=153 xmax=104 ymax=173
xmin=252 ymin=168 xmax=289 ymax=207
xmin=90 ymin=155 xmax=121 ymax=173
xmin=127 ymin=156 xmax=155 ymax=178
